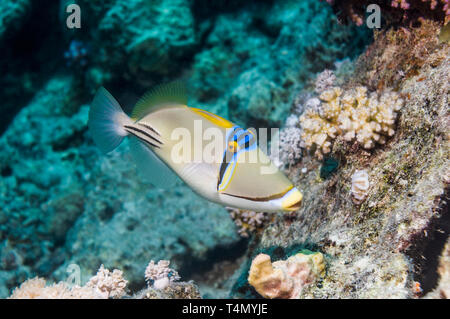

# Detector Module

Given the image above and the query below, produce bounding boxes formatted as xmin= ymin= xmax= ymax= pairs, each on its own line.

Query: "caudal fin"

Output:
xmin=88 ymin=87 xmax=132 ymax=153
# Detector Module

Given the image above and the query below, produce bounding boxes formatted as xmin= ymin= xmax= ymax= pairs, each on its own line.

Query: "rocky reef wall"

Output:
xmin=0 ymin=0 xmax=370 ymax=297
xmin=232 ymin=19 xmax=449 ymax=299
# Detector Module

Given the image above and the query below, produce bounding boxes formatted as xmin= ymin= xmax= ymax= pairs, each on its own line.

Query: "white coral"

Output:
xmin=314 ymin=69 xmax=336 ymax=94
xmin=299 ymin=86 xmax=403 ymax=159
xmin=351 ymin=169 xmax=370 ymax=204
xmin=9 ymin=265 xmax=128 ymax=299
xmin=85 ymin=264 xmax=128 ymax=299
xmin=145 ymin=260 xmax=180 ymax=290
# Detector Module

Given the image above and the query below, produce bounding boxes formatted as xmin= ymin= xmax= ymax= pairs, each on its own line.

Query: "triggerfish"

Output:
xmin=88 ymin=82 xmax=302 ymax=212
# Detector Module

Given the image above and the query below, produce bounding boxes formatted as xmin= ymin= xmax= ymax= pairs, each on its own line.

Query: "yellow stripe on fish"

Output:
xmin=190 ymin=107 xmax=235 ymax=129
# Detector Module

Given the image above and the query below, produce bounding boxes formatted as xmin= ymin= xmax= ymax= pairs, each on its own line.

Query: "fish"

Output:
xmin=88 ymin=82 xmax=302 ymax=212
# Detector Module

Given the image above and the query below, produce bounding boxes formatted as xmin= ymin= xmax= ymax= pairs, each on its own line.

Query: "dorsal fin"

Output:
xmin=132 ymin=81 xmax=188 ymax=120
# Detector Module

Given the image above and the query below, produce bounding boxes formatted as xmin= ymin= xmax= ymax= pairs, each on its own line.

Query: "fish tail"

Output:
xmin=88 ymin=87 xmax=133 ymax=153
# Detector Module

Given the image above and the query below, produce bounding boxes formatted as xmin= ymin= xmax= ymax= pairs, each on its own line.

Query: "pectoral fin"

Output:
xmin=129 ymin=136 xmax=179 ymax=188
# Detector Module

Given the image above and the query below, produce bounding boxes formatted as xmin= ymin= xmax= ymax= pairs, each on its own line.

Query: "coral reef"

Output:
xmin=64 ymin=40 xmax=89 ymax=68
xmin=228 ymin=209 xmax=271 ymax=238
xmin=325 ymin=0 xmax=449 ymax=26
xmin=0 ymin=0 xmax=371 ymax=298
xmin=314 ymin=69 xmax=336 ymax=94
xmin=352 ymin=19 xmax=445 ymax=91
xmin=248 ymin=251 xmax=325 ymax=299
xmin=9 ymin=265 xmax=127 ymax=299
xmin=299 ymin=86 xmax=403 ymax=159
xmin=351 ymin=169 xmax=370 ymax=204
xmin=273 ymin=127 xmax=304 ymax=168
xmin=9 ymin=259 xmax=200 ymax=299
xmin=191 ymin=0 xmax=370 ymax=127
xmin=0 ymin=0 xmax=30 ymax=44
xmin=0 ymin=76 xmax=241 ymax=297
xmin=145 ymin=260 xmax=180 ymax=290
xmin=84 ymin=265 xmax=128 ymax=299
xmin=1 ymin=0 xmax=448 ymax=301
xmin=232 ymin=19 xmax=449 ymax=299
xmin=425 ymin=238 xmax=450 ymax=298
xmin=135 ymin=281 xmax=201 ymax=299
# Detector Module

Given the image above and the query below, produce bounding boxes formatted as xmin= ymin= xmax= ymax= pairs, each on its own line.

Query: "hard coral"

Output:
xmin=9 ymin=260 xmax=193 ymax=299
xmin=85 ymin=264 xmax=128 ymax=299
xmin=273 ymin=127 xmax=304 ymax=167
xmin=248 ymin=251 xmax=325 ymax=299
xmin=314 ymin=69 xmax=337 ymax=94
xmin=228 ymin=208 xmax=271 ymax=238
xmin=299 ymin=86 xmax=403 ymax=159
xmin=145 ymin=260 xmax=180 ymax=290
xmin=9 ymin=264 xmax=128 ymax=299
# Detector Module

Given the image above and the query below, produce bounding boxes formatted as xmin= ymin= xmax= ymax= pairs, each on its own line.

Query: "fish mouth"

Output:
xmin=281 ymin=187 xmax=303 ymax=212
xmin=284 ymin=200 xmax=302 ymax=211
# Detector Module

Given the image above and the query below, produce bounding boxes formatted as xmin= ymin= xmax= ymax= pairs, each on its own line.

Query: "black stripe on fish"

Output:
xmin=138 ymin=122 xmax=161 ymax=136
xmin=221 ymin=185 xmax=294 ymax=202
xmin=124 ymin=125 xmax=163 ymax=145
xmin=124 ymin=128 xmax=161 ymax=149
xmin=237 ymin=131 xmax=256 ymax=150
xmin=217 ymin=154 xmax=230 ymax=190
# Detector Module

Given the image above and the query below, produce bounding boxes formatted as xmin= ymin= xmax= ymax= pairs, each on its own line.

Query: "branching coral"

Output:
xmin=314 ymin=69 xmax=336 ymax=94
xmin=84 ymin=264 xmax=128 ymax=298
xmin=299 ymin=86 xmax=403 ymax=159
xmin=9 ymin=260 xmax=190 ymax=298
xmin=228 ymin=208 xmax=271 ymax=238
xmin=9 ymin=265 xmax=127 ymax=299
xmin=145 ymin=260 xmax=180 ymax=290
xmin=248 ymin=251 xmax=326 ymax=299
xmin=273 ymin=127 xmax=304 ymax=167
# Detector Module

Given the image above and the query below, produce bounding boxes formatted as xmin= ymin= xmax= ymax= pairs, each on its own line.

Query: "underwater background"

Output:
xmin=0 ymin=0 xmax=449 ymax=299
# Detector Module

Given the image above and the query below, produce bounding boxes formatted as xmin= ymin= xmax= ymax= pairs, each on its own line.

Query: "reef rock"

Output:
xmin=233 ymin=20 xmax=449 ymax=299
xmin=0 ymin=0 xmax=30 ymax=44
xmin=76 ymin=0 xmax=197 ymax=85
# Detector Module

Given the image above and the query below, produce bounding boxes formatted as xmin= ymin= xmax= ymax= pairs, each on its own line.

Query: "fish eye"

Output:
xmin=228 ymin=141 xmax=239 ymax=153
